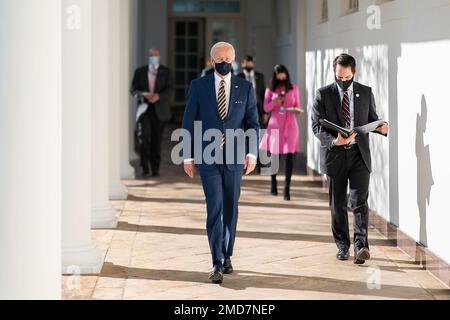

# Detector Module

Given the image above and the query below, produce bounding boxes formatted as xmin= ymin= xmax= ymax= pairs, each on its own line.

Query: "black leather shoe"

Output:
xmin=284 ymin=190 xmax=291 ymax=201
xmin=336 ymin=248 xmax=350 ymax=261
xmin=354 ymin=246 xmax=371 ymax=265
xmin=152 ymin=172 xmax=160 ymax=178
xmin=142 ymin=172 xmax=151 ymax=178
xmin=223 ymin=258 xmax=233 ymax=274
xmin=208 ymin=265 xmax=224 ymax=284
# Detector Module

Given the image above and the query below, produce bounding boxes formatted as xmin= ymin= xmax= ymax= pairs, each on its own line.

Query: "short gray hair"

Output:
xmin=210 ymin=42 xmax=236 ymax=60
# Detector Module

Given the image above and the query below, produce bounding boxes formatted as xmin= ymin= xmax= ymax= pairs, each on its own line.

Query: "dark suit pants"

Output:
xmin=200 ymin=166 xmax=243 ymax=266
xmin=138 ymin=106 xmax=164 ymax=174
xmin=327 ymin=146 xmax=370 ymax=251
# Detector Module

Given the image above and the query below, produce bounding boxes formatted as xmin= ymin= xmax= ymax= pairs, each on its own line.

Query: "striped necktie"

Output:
xmin=217 ymin=80 xmax=227 ymax=148
xmin=342 ymin=90 xmax=351 ymax=129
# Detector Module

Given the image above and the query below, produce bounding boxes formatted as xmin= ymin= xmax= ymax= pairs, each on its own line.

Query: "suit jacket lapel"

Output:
xmin=154 ymin=67 xmax=162 ymax=92
xmin=353 ymin=82 xmax=361 ymax=127
xmin=144 ymin=66 xmax=150 ymax=92
xmin=332 ymin=83 xmax=345 ymax=126
xmin=204 ymin=74 xmax=222 ymax=121
xmin=227 ymin=76 xmax=240 ymax=121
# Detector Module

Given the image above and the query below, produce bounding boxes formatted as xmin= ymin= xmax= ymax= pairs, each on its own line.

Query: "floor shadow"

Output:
xmin=113 ymin=221 xmax=396 ymax=247
xmin=370 ymin=257 xmax=422 ymax=266
xmin=100 ymin=262 xmax=447 ymax=299
xmin=126 ymin=195 xmax=330 ymax=211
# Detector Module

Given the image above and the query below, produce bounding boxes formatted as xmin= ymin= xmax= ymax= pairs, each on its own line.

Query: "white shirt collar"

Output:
xmin=214 ymin=72 xmax=232 ymax=86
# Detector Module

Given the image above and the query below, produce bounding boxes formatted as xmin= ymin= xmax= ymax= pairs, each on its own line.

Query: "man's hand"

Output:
xmin=143 ymin=92 xmax=160 ymax=104
xmin=184 ymin=161 xmax=196 ymax=179
xmin=376 ymin=123 xmax=389 ymax=135
xmin=150 ymin=93 xmax=160 ymax=104
xmin=143 ymin=92 xmax=154 ymax=101
xmin=244 ymin=156 xmax=257 ymax=175
xmin=333 ymin=132 xmax=357 ymax=147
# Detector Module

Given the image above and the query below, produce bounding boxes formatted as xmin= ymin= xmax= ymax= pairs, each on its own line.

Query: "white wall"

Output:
xmin=139 ymin=0 xmax=168 ymax=66
xmin=305 ymin=0 xmax=450 ymax=263
xmin=244 ymin=0 xmax=276 ymax=83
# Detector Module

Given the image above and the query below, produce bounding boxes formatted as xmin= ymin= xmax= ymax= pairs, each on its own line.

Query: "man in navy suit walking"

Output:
xmin=182 ymin=42 xmax=260 ymax=284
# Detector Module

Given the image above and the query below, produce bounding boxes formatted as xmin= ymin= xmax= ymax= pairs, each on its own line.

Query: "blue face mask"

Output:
xmin=149 ymin=56 xmax=159 ymax=66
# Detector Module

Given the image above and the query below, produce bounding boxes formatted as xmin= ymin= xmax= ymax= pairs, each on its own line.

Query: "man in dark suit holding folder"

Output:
xmin=311 ymin=53 xmax=389 ymax=264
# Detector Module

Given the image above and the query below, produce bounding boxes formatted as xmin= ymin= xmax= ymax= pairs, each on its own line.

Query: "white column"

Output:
xmin=129 ymin=0 xmax=141 ymax=163
xmin=62 ymin=0 xmax=103 ymax=274
xmin=0 ymin=0 xmax=61 ymax=300
xmin=119 ymin=0 xmax=137 ymax=180
xmin=109 ymin=0 xmax=129 ymax=200
xmin=91 ymin=0 xmax=118 ymax=229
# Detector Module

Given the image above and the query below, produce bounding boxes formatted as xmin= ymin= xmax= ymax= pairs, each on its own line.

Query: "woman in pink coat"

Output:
xmin=260 ymin=65 xmax=302 ymax=200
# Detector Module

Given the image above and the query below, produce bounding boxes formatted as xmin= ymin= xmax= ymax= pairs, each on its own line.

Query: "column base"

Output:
xmin=91 ymin=205 xmax=118 ymax=229
xmin=120 ymin=164 xmax=136 ymax=180
xmin=62 ymin=244 xmax=104 ymax=275
xmin=109 ymin=182 xmax=128 ymax=200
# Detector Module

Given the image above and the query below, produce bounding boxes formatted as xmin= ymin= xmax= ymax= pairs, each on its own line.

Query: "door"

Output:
xmin=169 ymin=18 xmax=206 ymax=106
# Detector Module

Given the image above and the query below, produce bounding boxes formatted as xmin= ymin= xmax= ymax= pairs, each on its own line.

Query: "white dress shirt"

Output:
xmin=337 ymin=82 xmax=356 ymax=145
xmin=337 ymin=82 xmax=355 ymax=129
xmin=148 ymin=64 xmax=159 ymax=93
xmin=215 ymin=72 xmax=232 ymax=116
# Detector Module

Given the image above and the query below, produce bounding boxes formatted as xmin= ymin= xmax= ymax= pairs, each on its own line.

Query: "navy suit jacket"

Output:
xmin=182 ymin=74 xmax=260 ymax=174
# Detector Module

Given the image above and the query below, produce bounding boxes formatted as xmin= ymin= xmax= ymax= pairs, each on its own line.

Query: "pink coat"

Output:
xmin=259 ymin=84 xmax=301 ymax=155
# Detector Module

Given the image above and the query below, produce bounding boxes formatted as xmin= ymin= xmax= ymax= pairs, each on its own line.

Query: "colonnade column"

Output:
xmin=0 ymin=0 xmax=63 ymax=299
xmin=62 ymin=0 xmax=103 ymax=274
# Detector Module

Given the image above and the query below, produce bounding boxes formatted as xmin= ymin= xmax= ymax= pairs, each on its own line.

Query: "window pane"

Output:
xmin=188 ymin=55 xmax=198 ymax=69
xmin=188 ymin=22 xmax=198 ymax=36
xmin=175 ymin=22 xmax=186 ymax=36
xmin=175 ymin=88 xmax=186 ymax=102
xmin=172 ymin=0 xmax=241 ymax=13
xmin=188 ymin=39 xmax=198 ymax=53
xmin=176 ymin=55 xmax=186 ymax=68
xmin=175 ymin=72 xmax=186 ymax=86
xmin=175 ymin=38 xmax=186 ymax=52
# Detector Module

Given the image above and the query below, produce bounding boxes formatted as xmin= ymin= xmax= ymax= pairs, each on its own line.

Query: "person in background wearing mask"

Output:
xmin=238 ymin=55 xmax=267 ymax=173
xmin=238 ymin=56 xmax=267 ymax=125
xmin=260 ymin=65 xmax=302 ymax=201
xmin=131 ymin=48 xmax=174 ymax=178
xmin=182 ymin=42 xmax=260 ymax=284
xmin=311 ymin=53 xmax=389 ymax=264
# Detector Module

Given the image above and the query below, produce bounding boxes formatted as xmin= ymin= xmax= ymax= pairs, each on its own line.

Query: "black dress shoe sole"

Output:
xmin=354 ymin=248 xmax=371 ymax=264
xmin=209 ymin=272 xmax=223 ymax=284
xmin=223 ymin=267 xmax=233 ymax=275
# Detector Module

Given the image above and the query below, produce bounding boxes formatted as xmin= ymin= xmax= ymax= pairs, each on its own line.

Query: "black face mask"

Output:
xmin=336 ymin=77 xmax=354 ymax=91
xmin=214 ymin=62 xmax=232 ymax=76
xmin=244 ymin=67 xmax=254 ymax=72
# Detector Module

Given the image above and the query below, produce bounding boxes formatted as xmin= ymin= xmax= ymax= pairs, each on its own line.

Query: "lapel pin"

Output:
xmin=356 ymin=93 xmax=360 ymax=98
xmin=235 ymin=86 xmax=239 ymax=89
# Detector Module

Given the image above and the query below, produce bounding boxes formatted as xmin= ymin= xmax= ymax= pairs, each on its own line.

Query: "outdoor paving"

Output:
xmin=62 ymin=160 xmax=449 ymax=300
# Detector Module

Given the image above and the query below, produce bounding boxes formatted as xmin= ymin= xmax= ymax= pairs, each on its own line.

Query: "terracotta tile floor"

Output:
xmin=62 ymin=133 xmax=449 ymax=300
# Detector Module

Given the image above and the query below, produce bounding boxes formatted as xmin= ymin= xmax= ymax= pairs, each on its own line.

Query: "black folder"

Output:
xmin=319 ymin=119 xmax=388 ymax=138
